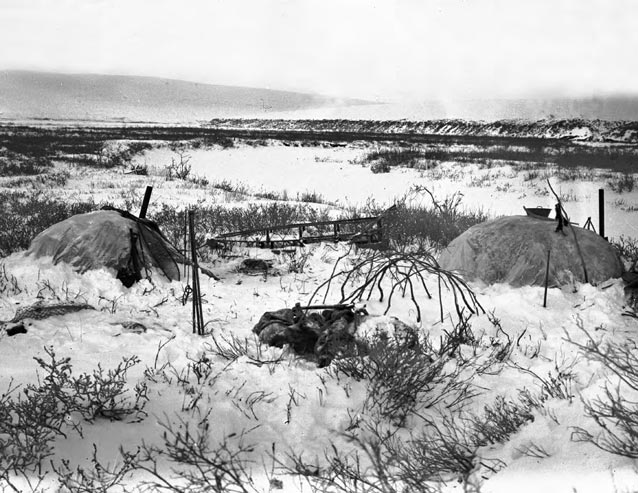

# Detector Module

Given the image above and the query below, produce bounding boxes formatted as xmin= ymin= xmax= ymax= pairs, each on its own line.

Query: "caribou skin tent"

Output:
xmin=26 ymin=207 xmax=189 ymax=286
xmin=438 ymin=215 xmax=624 ymax=287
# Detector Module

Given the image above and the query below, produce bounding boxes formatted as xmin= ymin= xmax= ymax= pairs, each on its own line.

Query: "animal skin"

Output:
xmin=2 ymin=301 xmax=95 ymax=336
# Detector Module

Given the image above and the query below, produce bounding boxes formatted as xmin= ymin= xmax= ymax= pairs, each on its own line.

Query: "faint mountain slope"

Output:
xmin=0 ymin=71 xmax=366 ymax=122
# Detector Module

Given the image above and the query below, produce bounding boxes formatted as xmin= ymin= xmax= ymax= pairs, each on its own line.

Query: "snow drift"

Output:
xmin=438 ymin=215 xmax=624 ymax=287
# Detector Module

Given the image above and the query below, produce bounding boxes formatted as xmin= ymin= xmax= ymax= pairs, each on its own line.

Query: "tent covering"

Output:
xmin=438 ymin=215 xmax=624 ymax=287
xmin=26 ymin=207 xmax=189 ymax=286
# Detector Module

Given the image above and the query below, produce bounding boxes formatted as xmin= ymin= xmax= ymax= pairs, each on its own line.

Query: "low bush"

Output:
xmin=363 ymin=148 xmax=433 ymax=173
xmin=0 ymin=347 xmax=146 ymax=489
xmin=329 ymin=316 xmax=483 ymax=425
xmin=612 ymin=235 xmax=638 ymax=268
xmin=53 ymin=444 xmax=139 ymax=493
xmin=554 ymin=148 xmax=637 ymax=174
xmin=387 ymin=416 xmax=486 ymax=485
xmin=309 ymin=244 xmax=483 ymax=325
xmin=298 ymin=190 xmax=326 ymax=203
xmin=0 ymin=191 xmax=100 ymax=257
xmin=165 ymin=149 xmax=193 ymax=180
xmin=211 ymin=179 xmax=249 ymax=195
xmin=608 ymin=172 xmax=636 ymax=194
xmin=34 ymin=347 xmax=149 ymax=423
xmin=131 ymin=415 xmax=258 ymax=493
xmin=381 ymin=189 xmax=487 ymax=250
xmin=371 ymin=160 xmax=391 ymax=174
xmin=4 ymin=170 xmax=70 ymax=189
xmin=62 ymin=141 xmax=152 ymax=169
xmin=567 ymin=322 xmax=638 ymax=458
xmin=0 ymin=149 xmax=53 ymax=176
xmin=470 ymin=394 xmax=536 ymax=447
xmin=150 ymin=201 xmax=334 ymax=248
xmin=359 ymin=143 xmax=638 ymax=175
xmin=330 ymin=331 xmax=442 ymax=424
xmin=254 ymin=189 xmax=287 ymax=201
xmin=284 ymin=404 xmax=512 ymax=492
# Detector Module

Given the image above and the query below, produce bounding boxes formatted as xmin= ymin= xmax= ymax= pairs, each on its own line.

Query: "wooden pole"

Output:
xmin=543 ymin=249 xmax=551 ymax=308
xmin=598 ymin=188 xmax=605 ymax=239
xmin=188 ymin=210 xmax=204 ymax=335
xmin=183 ymin=211 xmax=189 ymax=280
xmin=547 ymin=179 xmax=588 ymax=283
xmin=139 ymin=186 xmax=153 ymax=218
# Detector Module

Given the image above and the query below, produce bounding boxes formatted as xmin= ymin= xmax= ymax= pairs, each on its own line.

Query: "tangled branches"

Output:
xmin=309 ymin=246 xmax=482 ymax=323
xmin=567 ymin=319 xmax=638 ymax=458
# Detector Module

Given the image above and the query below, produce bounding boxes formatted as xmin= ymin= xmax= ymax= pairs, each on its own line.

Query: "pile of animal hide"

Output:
xmin=252 ymin=303 xmax=367 ymax=367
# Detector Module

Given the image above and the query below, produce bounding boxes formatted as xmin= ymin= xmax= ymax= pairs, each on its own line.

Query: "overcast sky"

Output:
xmin=1 ymin=0 xmax=636 ymax=102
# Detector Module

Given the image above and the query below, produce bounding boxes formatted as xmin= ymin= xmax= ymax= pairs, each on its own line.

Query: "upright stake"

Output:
xmin=183 ymin=211 xmax=189 ymax=280
xmin=188 ymin=210 xmax=204 ymax=335
xmin=139 ymin=186 xmax=153 ymax=218
xmin=598 ymin=188 xmax=605 ymax=239
xmin=543 ymin=249 xmax=551 ymax=308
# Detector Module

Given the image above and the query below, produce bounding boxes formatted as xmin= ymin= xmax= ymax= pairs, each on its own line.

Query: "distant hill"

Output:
xmin=0 ymin=71 xmax=366 ymax=123
xmin=2 ymin=71 xmax=638 ymax=124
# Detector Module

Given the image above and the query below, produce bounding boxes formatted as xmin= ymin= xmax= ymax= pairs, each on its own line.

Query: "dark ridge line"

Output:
xmin=0 ymin=123 xmax=618 ymax=148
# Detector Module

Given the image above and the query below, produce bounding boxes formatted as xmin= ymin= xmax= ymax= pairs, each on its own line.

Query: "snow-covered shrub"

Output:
xmin=207 ymin=333 xmax=285 ymax=368
xmin=509 ymin=359 xmax=577 ymax=404
xmin=438 ymin=311 xmax=477 ymax=357
xmin=290 ymin=412 xmax=495 ymax=492
xmin=92 ymin=141 xmax=151 ymax=169
xmin=0 ymin=378 xmax=69 ymax=481
xmin=0 ymin=347 xmax=146 ymax=488
xmin=165 ymin=149 xmax=192 ymax=180
xmin=132 ymin=414 xmax=258 ymax=493
xmin=329 ymin=325 xmax=479 ymax=426
xmin=380 ymin=190 xmax=488 ymax=250
xmin=330 ymin=330 xmax=440 ymax=424
xmin=612 ymin=235 xmax=638 ymax=268
xmin=149 ymin=201 xmax=334 ymax=249
xmin=309 ymin=246 xmax=482 ymax=324
xmin=284 ymin=389 xmax=539 ymax=492
xmin=470 ymin=394 xmax=536 ymax=447
xmin=0 ymin=148 xmax=52 ymax=176
xmin=298 ymin=190 xmax=326 ymax=203
xmin=568 ymin=323 xmax=638 ymax=458
xmin=0 ymin=263 xmax=22 ymax=296
xmin=0 ymin=190 xmax=99 ymax=256
xmin=608 ymin=172 xmax=635 ymax=194
xmin=52 ymin=444 xmax=138 ymax=493
xmin=362 ymin=147 xmax=434 ymax=174
xmin=370 ymin=159 xmax=391 ymax=174
xmin=384 ymin=414 xmax=491 ymax=486
xmin=33 ymin=346 xmax=148 ymax=423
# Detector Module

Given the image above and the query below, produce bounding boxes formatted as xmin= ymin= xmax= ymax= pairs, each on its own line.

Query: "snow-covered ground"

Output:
xmin=137 ymin=142 xmax=638 ymax=239
xmin=1 ymin=139 xmax=638 ymax=492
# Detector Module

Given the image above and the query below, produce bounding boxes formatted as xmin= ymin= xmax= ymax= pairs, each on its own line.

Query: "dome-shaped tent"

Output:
xmin=438 ymin=216 xmax=623 ymax=287
xmin=26 ymin=208 xmax=189 ymax=286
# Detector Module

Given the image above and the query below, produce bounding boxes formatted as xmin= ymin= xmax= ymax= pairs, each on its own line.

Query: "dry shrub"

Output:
xmin=309 ymin=245 xmax=482 ymax=324
xmin=0 ymin=190 xmax=99 ymax=256
xmin=0 ymin=347 xmax=146 ymax=489
xmin=567 ymin=321 xmax=638 ymax=457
